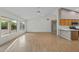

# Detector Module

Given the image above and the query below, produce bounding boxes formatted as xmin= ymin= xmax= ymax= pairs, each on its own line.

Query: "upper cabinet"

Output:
xmin=59 ymin=8 xmax=79 ymax=26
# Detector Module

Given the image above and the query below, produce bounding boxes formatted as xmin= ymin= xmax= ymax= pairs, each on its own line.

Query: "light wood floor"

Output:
xmin=5 ymin=32 xmax=79 ymax=52
xmin=0 ymin=39 xmax=15 ymax=52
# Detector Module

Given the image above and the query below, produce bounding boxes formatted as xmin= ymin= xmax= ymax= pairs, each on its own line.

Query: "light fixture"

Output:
xmin=47 ymin=18 xmax=50 ymax=21
xmin=36 ymin=7 xmax=41 ymax=14
xmin=37 ymin=10 xmax=40 ymax=13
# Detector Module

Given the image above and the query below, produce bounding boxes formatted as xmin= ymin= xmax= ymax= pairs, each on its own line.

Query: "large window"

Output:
xmin=1 ymin=21 xmax=8 ymax=29
xmin=10 ymin=20 xmax=17 ymax=32
xmin=0 ymin=18 xmax=17 ymax=37
xmin=0 ymin=19 xmax=8 ymax=37
xmin=20 ymin=22 xmax=25 ymax=31
xmin=0 ymin=16 xmax=26 ymax=38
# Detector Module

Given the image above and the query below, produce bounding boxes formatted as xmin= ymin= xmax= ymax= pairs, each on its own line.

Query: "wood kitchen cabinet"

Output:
xmin=71 ymin=31 xmax=79 ymax=40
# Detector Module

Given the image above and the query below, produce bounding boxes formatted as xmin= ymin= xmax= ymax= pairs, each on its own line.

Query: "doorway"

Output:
xmin=51 ymin=20 xmax=57 ymax=34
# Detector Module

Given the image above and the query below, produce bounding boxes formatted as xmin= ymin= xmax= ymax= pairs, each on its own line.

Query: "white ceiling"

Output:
xmin=3 ymin=7 xmax=58 ymax=20
xmin=1 ymin=7 xmax=79 ymax=21
xmin=65 ymin=7 xmax=79 ymax=11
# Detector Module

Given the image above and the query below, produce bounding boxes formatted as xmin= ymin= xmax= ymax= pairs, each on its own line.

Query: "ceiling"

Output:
xmin=65 ymin=7 xmax=79 ymax=12
xmin=3 ymin=7 xmax=58 ymax=20
xmin=1 ymin=7 xmax=79 ymax=21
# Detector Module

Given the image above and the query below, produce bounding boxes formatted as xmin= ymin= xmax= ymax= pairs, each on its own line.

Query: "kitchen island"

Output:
xmin=59 ymin=26 xmax=79 ymax=40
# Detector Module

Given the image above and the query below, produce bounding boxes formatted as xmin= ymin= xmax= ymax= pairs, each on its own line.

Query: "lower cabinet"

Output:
xmin=59 ymin=30 xmax=71 ymax=40
xmin=59 ymin=30 xmax=79 ymax=40
xmin=71 ymin=31 xmax=79 ymax=40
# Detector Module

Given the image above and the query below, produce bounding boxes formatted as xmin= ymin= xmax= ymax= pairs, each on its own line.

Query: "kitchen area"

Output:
xmin=58 ymin=8 xmax=79 ymax=40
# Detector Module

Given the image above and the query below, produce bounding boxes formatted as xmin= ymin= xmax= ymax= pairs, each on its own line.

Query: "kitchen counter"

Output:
xmin=59 ymin=26 xmax=79 ymax=40
xmin=60 ymin=28 xmax=79 ymax=31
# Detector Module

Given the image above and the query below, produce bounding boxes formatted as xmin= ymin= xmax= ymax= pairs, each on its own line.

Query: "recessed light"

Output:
xmin=47 ymin=18 xmax=49 ymax=21
xmin=37 ymin=10 xmax=40 ymax=13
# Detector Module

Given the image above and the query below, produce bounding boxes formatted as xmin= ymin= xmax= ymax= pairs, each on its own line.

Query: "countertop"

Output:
xmin=60 ymin=28 xmax=79 ymax=31
xmin=59 ymin=26 xmax=79 ymax=31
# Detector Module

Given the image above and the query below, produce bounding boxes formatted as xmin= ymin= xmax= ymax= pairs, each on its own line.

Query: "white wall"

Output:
xmin=3 ymin=7 xmax=59 ymax=33
xmin=27 ymin=15 xmax=51 ymax=32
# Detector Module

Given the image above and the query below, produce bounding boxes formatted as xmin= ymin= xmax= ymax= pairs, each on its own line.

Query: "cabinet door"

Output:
xmin=71 ymin=31 xmax=78 ymax=40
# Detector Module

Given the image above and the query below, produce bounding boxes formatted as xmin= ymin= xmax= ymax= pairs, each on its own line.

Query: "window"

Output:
xmin=0 ymin=19 xmax=9 ymax=37
xmin=10 ymin=20 xmax=17 ymax=32
xmin=20 ymin=22 xmax=25 ymax=31
xmin=0 ymin=18 xmax=17 ymax=37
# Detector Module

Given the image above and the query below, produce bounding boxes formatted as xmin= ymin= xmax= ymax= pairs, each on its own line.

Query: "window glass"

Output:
xmin=0 ymin=18 xmax=17 ymax=37
xmin=1 ymin=20 xmax=8 ymax=37
xmin=10 ymin=20 xmax=17 ymax=32
xmin=20 ymin=22 xmax=25 ymax=31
